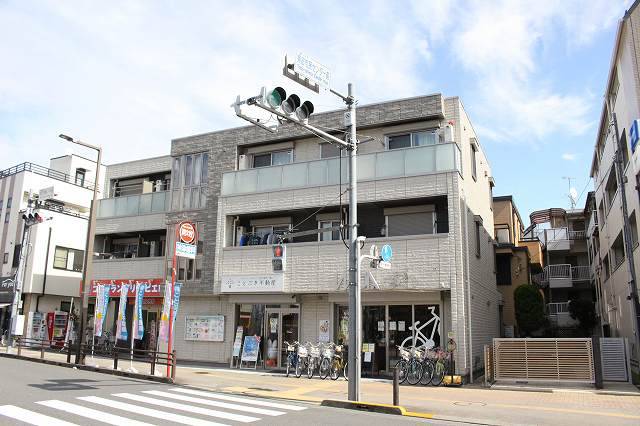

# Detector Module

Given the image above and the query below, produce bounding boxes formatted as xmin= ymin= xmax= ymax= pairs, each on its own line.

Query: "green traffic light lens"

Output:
xmin=266 ymin=87 xmax=286 ymax=108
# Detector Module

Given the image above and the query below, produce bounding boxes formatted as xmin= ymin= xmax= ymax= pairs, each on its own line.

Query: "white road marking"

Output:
xmin=36 ymin=400 xmax=155 ymax=426
xmin=78 ymin=396 xmax=227 ymax=426
xmin=170 ymin=388 xmax=307 ymax=411
xmin=113 ymin=393 xmax=259 ymax=423
xmin=0 ymin=405 xmax=78 ymax=426
xmin=142 ymin=390 xmax=284 ymax=416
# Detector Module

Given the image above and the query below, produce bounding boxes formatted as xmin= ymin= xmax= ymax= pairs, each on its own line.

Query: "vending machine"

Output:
xmin=46 ymin=311 xmax=68 ymax=347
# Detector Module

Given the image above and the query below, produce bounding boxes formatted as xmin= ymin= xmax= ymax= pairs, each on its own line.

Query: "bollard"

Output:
xmin=40 ymin=340 xmax=45 ymax=359
xmin=67 ymin=342 xmax=72 ymax=364
xmin=113 ymin=349 xmax=119 ymax=370
xmin=150 ymin=351 xmax=156 ymax=376
xmin=393 ymin=366 xmax=400 ymax=406
xmin=17 ymin=339 xmax=21 ymax=356
xmin=171 ymin=350 xmax=177 ymax=380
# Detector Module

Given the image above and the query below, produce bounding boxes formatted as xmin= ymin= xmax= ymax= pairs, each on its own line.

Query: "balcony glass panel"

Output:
xmin=375 ymin=150 xmax=405 ymax=178
xmin=98 ymin=198 xmax=115 ymax=218
xmin=139 ymin=193 xmax=152 ymax=214
xmin=221 ymin=143 xmax=461 ymax=196
xmin=151 ymin=191 xmax=167 ymax=212
xmin=257 ymin=166 xmax=283 ymax=191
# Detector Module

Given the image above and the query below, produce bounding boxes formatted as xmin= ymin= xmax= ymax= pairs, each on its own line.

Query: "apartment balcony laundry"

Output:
xmin=221 ymin=143 xmax=462 ymax=196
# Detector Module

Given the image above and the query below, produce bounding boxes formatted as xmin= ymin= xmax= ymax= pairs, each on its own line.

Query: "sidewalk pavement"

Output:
xmin=5 ymin=345 xmax=640 ymax=425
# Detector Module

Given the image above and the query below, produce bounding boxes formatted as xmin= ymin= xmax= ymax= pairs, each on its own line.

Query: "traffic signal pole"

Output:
xmin=346 ymin=83 xmax=361 ymax=401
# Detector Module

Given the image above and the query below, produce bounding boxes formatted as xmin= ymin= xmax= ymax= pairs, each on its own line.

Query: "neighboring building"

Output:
xmin=524 ymin=207 xmax=593 ymax=333
xmin=493 ymin=196 xmax=543 ymax=337
xmin=0 ymin=155 xmax=100 ymax=342
xmin=90 ymin=155 xmax=172 ymax=351
xmin=589 ymin=0 xmax=640 ymax=376
xmin=169 ymin=93 xmax=500 ymax=380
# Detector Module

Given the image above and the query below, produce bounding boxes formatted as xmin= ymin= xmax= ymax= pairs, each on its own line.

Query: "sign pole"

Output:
xmin=166 ymin=224 xmax=178 ymax=378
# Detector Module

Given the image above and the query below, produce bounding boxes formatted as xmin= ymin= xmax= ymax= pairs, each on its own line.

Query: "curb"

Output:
xmin=0 ymin=352 xmax=173 ymax=384
xmin=490 ymin=384 xmax=640 ymax=397
xmin=320 ymin=399 xmax=433 ymax=419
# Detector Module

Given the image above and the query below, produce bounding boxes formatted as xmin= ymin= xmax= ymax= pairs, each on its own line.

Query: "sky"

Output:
xmin=0 ymin=0 xmax=633 ymax=221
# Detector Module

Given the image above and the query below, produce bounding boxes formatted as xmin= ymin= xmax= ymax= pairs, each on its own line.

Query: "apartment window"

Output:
xmin=495 ymin=226 xmax=510 ymax=244
xmin=385 ymin=206 xmax=436 ymax=237
xmin=620 ymin=130 xmax=630 ymax=168
xmin=253 ymin=150 xmax=293 ymax=168
xmin=475 ymin=218 xmax=482 ymax=257
xmin=318 ymin=220 xmax=342 ymax=241
xmin=75 ymin=168 xmax=86 ymax=186
xmin=631 ymin=211 xmax=639 ymax=247
xmin=602 ymin=254 xmax=610 ymax=281
xmin=7 ymin=197 xmax=12 ymax=208
xmin=605 ymin=167 xmax=618 ymax=209
xmin=171 ymin=152 xmax=209 ymax=211
xmin=471 ymin=141 xmax=478 ymax=181
xmin=0 ymin=199 xmax=3 ymax=212
xmin=598 ymin=199 xmax=606 ymax=226
xmin=320 ymin=143 xmax=343 ymax=159
xmin=387 ymin=130 xmax=438 ymax=150
xmin=2 ymin=253 xmax=7 ymax=264
xmin=611 ymin=231 xmax=625 ymax=270
xmin=53 ymin=246 xmax=84 ymax=272
xmin=4 ymin=196 xmax=11 ymax=224
xmin=496 ymin=254 xmax=512 ymax=285
xmin=12 ymin=244 xmax=21 ymax=268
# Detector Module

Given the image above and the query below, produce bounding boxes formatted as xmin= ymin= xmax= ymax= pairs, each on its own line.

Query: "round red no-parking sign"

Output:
xmin=179 ymin=222 xmax=197 ymax=245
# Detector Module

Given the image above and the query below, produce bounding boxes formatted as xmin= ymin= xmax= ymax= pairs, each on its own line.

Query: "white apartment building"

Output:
xmin=589 ymin=1 xmax=640 ymax=379
xmin=169 ymin=93 xmax=500 ymax=380
xmin=0 ymin=155 xmax=100 ymax=343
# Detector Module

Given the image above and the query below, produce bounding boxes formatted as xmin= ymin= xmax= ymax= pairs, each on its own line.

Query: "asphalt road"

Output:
xmin=0 ymin=357 xmax=438 ymax=425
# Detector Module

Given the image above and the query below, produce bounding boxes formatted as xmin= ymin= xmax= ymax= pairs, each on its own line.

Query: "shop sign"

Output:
xmin=221 ymin=275 xmax=284 ymax=293
xmin=631 ymin=119 xmax=640 ymax=153
xmin=0 ymin=276 xmax=15 ymax=304
xmin=241 ymin=335 xmax=261 ymax=362
xmin=176 ymin=221 xmax=197 ymax=259
xmin=232 ymin=326 xmax=244 ymax=357
xmin=89 ymin=279 xmax=163 ymax=297
xmin=175 ymin=241 xmax=196 ymax=259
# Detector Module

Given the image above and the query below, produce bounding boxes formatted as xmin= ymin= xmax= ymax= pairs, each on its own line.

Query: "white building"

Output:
xmin=0 ymin=155 xmax=101 ymax=342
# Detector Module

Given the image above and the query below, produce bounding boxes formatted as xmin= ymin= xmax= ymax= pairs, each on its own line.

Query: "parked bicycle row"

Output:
xmin=283 ymin=340 xmax=453 ymax=386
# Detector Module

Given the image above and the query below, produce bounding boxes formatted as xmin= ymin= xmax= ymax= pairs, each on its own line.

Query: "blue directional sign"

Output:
xmin=380 ymin=244 xmax=393 ymax=262
xmin=631 ymin=119 xmax=640 ymax=153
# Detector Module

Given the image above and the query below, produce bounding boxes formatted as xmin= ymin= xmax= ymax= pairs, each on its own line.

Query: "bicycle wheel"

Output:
xmin=307 ymin=359 xmax=315 ymax=379
xmin=420 ymin=359 xmax=435 ymax=385
xmin=330 ymin=359 xmax=341 ymax=380
xmin=343 ymin=361 xmax=348 ymax=381
xmin=431 ymin=360 xmax=446 ymax=386
xmin=295 ymin=358 xmax=305 ymax=378
xmin=394 ymin=360 xmax=408 ymax=384
xmin=319 ymin=357 xmax=331 ymax=380
xmin=286 ymin=355 xmax=292 ymax=377
xmin=406 ymin=360 xmax=423 ymax=385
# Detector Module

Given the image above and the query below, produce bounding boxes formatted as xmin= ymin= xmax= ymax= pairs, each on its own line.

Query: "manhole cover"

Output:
xmin=453 ymin=401 xmax=486 ymax=407
xmin=248 ymin=387 xmax=275 ymax=392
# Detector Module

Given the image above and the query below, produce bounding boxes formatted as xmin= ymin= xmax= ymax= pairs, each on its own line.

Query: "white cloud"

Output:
xmin=562 ymin=153 xmax=576 ymax=161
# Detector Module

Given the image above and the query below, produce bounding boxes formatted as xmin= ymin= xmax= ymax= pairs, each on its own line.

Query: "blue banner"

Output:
xmin=172 ymin=283 xmax=182 ymax=324
xmin=133 ymin=283 xmax=145 ymax=340
xmin=100 ymin=285 xmax=110 ymax=334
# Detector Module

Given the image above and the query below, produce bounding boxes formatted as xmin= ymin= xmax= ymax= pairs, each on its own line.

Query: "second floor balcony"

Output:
xmin=534 ymin=264 xmax=592 ymax=288
xmin=97 ymin=191 xmax=169 ymax=218
xmin=221 ymin=143 xmax=462 ymax=196
xmin=528 ymin=227 xmax=586 ymax=251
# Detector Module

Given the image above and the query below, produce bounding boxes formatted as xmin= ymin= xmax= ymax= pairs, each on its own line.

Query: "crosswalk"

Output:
xmin=0 ymin=387 xmax=307 ymax=425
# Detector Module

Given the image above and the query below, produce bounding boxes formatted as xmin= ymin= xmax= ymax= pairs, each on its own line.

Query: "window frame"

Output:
xmin=318 ymin=220 xmax=342 ymax=242
xmin=2 ymin=253 xmax=7 ymax=264
xmin=385 ymin=129 xmax=440 ymax=151
xmin=252 ymin=149 xmax=293 ymax=168
xmin=470 ymin=141 xmax=478 ymax=181
xmin=52 ymin=246 xmax=84 ymax=272
xmin=75 ymin=168 xmax=86 ymax=186
xmin=171 ymin=152 xmax=209 ymax=211
xmin=475 ymin=220 xmax=481 ymax=258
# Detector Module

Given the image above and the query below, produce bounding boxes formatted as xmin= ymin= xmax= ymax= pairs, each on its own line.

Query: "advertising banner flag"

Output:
xmin=132 ymin=282 xmax=145 ymax=340
xmin=158 ymin=282 xmax=172 ymax=342
xmin=116 ymin=282 xmax=129 ymax=341
xmin=172 ymin=283 xmax=182 ymax=325
xmin=94 ymin=285 xmax=110 ymax=337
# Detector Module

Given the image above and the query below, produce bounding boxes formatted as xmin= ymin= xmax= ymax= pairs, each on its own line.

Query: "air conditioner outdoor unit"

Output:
xmin=238 ymin=154 xmax=250 ymax=170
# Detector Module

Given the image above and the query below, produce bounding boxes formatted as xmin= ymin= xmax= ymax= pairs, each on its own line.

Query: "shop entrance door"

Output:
xmin=264 ymin=307 xmax=299 ymax=369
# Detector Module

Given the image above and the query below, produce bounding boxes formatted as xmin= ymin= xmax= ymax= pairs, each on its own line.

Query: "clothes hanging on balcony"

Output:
xmin=239 ymin=234 xmax=248 ymax=246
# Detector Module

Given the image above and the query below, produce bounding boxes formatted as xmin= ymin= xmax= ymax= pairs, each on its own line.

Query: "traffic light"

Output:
xmin=281 ymin=94 xmax=300 ymax=114
xmin=260 ymin=87 xmax=314 ymax=120
xmin=265 ymin=87 xmax=286 ymax=109
xmin=296 ymin=101 xmax=314 ymax=120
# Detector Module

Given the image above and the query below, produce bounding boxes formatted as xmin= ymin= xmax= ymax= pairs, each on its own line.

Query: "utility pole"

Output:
xmin=609 ymin=106 xmax=640 ymax=360
xmin=7 ymin=221 xmax=31 ymax=349
xmin=232 ymin=55 xmax=362 ymax=400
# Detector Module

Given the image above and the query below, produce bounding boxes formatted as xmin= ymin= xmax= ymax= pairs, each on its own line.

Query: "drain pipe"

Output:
xmin=35 ymin=227 xmax=52 ymax=313
xmin=462 ymin=191 xmax=474 ymax=383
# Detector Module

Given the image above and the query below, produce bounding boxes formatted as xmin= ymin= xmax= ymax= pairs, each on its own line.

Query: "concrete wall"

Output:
xmin=92 ymin=257 xmax=165 ymax=280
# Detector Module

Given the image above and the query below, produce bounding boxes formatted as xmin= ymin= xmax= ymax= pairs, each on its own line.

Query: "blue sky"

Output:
xmin=0 ymin=0 xmax=633 ymax=221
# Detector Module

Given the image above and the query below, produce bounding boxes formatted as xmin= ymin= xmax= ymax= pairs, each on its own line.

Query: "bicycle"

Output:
xmin=401 ymin=306 xmax=440 ymax=350
xmin=99 ymin=331 xmax=114 ymax=355
xmin=430 ymin=348 xmax=449 ymax=386
xmin=419 ymin=348 xmax=436 ymax=385
xmin=307 ymin=343 xmax=321 ymax=379
xmin=294 ymin=342 xmax=310 ymax=378
xmin=394 ymin=346 xmax=421 ymax=385
xmin=284 ymin=341 xmax=299 ymax=377
xmin=319 ymin=343 xmax=335 ymax=380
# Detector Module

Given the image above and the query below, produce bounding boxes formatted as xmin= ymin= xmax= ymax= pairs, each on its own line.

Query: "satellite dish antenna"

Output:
xmin=569 ymin=187 xmax=578 ymax=209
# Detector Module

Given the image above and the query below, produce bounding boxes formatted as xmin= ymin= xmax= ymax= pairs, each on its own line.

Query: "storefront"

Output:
xmin=89 ymin=279 xmax=164 ymax=351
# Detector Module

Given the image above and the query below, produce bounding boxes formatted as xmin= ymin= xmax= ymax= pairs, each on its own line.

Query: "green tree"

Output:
xmin=568 ymin=299 xmax=597 ymax=336
xmin=514 ymin=284 xmax=545 ymax=336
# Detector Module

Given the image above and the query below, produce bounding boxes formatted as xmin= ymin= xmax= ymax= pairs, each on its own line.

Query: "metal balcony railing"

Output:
xmin=536 ymin=264 xmax=592 ymax=284
xmin=548 ymin=302 xmax=570 ymax=315
xmin=96 ymin=191 xmax=169 ymax=218
xmin=0 ymin=162 xmax=95 ymax=190
xmin=221 ymin=143 xmax=462 ymax=196
xmin=587 ymin=210 xmax=598 ymax=236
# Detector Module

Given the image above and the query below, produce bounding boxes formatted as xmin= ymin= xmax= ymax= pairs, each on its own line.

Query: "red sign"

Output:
xmin=89 ymin=279 xmax=164 ymax=298
xmin=179 ymin=222 xmax=197 ymax=245
xmin=46 ymin=312 xmax=55 ymax=340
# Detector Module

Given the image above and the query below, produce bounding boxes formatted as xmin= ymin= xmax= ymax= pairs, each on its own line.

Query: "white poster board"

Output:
xmin=184 ymin=315 xmax=224 ymax=341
